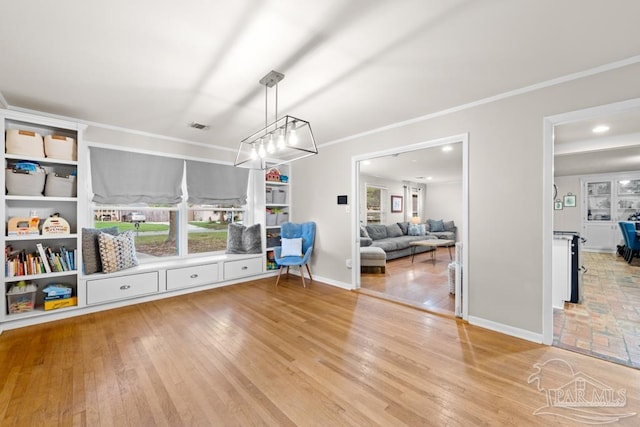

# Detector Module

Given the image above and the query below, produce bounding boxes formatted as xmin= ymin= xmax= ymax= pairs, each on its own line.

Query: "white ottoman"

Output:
xmin=360 ymin=246 xmax=386 ymax=273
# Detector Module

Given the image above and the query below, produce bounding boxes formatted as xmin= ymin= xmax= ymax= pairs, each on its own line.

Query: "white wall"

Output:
xmin=553 ymin=175 xmax=582 ymax=232
xmin=424 ymin=181 xmax=462 ymax=236
xmin=292 ymin=61 xmax=640 ymax=337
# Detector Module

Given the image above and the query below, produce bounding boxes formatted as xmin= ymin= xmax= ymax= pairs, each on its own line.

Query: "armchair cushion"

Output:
xmin=281 ymin=237 xmax=303 ymax=257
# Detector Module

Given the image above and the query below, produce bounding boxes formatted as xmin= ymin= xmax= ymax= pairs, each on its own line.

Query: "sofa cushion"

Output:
xmin=444 ymin=220 xmax=455 ymax=232
xmin=424 ymin=221 xmax=431 ymax=232
xmin=396 ymin=222 xmax=409 ymax=235
xmin=430 ymin=231 xmax=455 ymax=240
xmin=408 ymin=223 xmax=426 ymax=236
xmin=366 ymin=224 xmax=388 ymax=240
xmin=386 ymin=223 xmax=403 ymax=238
xmin=371 ymin=239 xmax=402 ymax=252
xmin=360 ymin=225 xmax=370 ymax=238
xmin=360 ymin=237 xmax=373 ymax=247
xmin=428 ymin=219 xmax=445 ymax=232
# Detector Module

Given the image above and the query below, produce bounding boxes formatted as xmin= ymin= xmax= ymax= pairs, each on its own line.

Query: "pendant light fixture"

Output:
xmin=234 ymin=70 xmax=318 ymax=169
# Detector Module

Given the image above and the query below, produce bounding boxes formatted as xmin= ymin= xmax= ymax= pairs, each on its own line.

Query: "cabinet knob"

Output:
xmin=241 ymin=266 xmax=248 ymax=270
xmin=190 ymin=273 xmax=199 ymax=279
xmin=120 ymin=285 xmax=131 ymax=290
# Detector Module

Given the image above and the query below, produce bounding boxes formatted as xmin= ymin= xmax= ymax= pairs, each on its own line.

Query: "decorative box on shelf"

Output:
xmin=7 ymin=217 xmax=39 ymax=236
xmin=41 ymin=215 xmax=71 ymax=235
xmin=265 ymin=167 xmax=281 ymax=182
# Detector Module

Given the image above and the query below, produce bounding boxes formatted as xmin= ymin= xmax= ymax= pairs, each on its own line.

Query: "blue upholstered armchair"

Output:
xmin=273 ymin=221 xmax=316 ymax=287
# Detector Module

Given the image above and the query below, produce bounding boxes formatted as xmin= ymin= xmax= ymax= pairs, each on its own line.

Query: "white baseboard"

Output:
xmin=284 ymin=269 xmax=354 ymax=290
xmin=468 ymin=315 xmax=543 ymax=344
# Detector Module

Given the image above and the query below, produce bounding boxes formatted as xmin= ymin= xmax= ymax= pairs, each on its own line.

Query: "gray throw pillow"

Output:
xmin=360 ymin=225 xmax=370 ymax=238
xmin=444 ymin=220 xmax=455 ymax=232
xmin=428 ymin=219 xmax=445 ymax=232
xmin=386 ymin=223 xmax=403 ymax=238
xmin=82 ymin=226 xmax=119 ymax=274
xmin=226 ymin=223 xmax=262 ymax=254
xmin=366 ymin=224 xmax=387 ymax=240
xmin=397 ymin=222 xmax=409 ymax=235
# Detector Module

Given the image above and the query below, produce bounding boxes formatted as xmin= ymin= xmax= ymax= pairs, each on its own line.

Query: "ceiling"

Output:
xmin=359 ymin=143 xmax=462 ymax=184
xmin=1 ymin=1 xmax=639 ymax=155
xmin=554 ymin=109 xmax=640 ymax=176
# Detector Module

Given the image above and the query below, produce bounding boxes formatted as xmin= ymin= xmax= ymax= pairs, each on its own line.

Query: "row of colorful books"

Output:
xmin=5 ymin=244 xmax=76 ymax=277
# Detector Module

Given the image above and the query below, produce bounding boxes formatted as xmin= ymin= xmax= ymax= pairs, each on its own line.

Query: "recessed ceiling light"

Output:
xmin=592 ymin=125 xmax=610 ymax=134
xmin=427 ymin=176 xmax=433 ymax=180
xmin=442 ymin=146 xmax=453 ymax=152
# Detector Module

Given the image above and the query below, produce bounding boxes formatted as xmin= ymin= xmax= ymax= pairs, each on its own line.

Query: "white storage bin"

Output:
xmin=5 ymin=129 xmax=45 ymax=157
xmin=5 ymin=169 xmax=46 ymax=196
xmin=44 ymin=135 xmax=76 ymax=160
xmin=276 ymin=212 xmax=289 ymax=225
xmin=273 ymin=189 xmax=287 ymax=204
xmin=44 ymin=173 xmax=77 ymax=197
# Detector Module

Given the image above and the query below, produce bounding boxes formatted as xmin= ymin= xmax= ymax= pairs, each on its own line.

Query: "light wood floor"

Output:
xmin=2 ymin=276 xmax=640 ymax=426
xmin=360 ymin=247 xmax=455 ymax=315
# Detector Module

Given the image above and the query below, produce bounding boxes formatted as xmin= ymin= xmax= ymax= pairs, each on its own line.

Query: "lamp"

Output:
xmin=234 ymin=70 xmax=318 ymax=170
xmin=410 ymin=216 xmax=421 ymax=224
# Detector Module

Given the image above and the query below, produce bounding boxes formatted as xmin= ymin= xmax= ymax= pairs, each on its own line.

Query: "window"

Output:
xmin=187 ymin=204 xmax=246 ymax=254
xmin=366 ymin=185 xmax=387 ymax=224
xmin=92 ymin=206 xmax=179 ymax=258
xmin=89 ymin=147 xmax=250 ymax=261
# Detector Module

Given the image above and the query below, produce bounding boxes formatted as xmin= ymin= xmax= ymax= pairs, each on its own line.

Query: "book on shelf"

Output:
xmin=5 ymin=244 xmax=76 ymax=277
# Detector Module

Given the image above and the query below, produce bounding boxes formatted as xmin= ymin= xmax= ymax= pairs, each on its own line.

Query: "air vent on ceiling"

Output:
xmin=188 ymin=122 xmax=210 ymax=130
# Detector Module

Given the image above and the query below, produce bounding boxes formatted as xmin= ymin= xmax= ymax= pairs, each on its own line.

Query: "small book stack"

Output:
xmin=42 ymin=284 xmax=76 ymax=311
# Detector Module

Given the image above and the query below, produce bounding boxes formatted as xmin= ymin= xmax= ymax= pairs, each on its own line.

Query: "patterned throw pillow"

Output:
xmin=82 ymin=227 xmax=119 ymax=274
xmin=98 ymin=231 xmax=138 ymax=274
xmin=408 ymin=223 xmax=426 ymax=236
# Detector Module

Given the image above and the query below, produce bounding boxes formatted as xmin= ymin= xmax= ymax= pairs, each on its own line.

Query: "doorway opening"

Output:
xmin=545 ymin=98 xmax=640 ymax=369
xmin=351 ymin=134 xmax=469 ymax=319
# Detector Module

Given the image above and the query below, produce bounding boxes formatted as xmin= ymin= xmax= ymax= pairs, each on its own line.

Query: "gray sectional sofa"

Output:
xmin=360 ymin=220 xmax=456 ymax=261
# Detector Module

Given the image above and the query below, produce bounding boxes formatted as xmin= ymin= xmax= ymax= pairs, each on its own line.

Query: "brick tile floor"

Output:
xmin=554 ymin=251 xmax=640 ymax=369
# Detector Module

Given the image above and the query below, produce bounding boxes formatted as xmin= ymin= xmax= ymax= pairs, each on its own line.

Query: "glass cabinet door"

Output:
xmin=586 ymin=181 xmax=611 ymax=221
xmin=617 ymin=179 xmax=640 ymax=221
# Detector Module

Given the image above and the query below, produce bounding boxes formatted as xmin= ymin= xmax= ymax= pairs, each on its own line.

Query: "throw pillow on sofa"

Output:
xmin=396 ymin=222 xmax=409 ymax=235
xmin=386 ymin=223 xmax=403 ymax=238
xmin=444 ymin=220 xmax=456 ymax=231
xmin=366 ymin=224 xmax=388 ymax=240
xmin=408 ymin=223 xmax=426 ymax=236
xmin=428 ymin=219 xmax=445 ymax=232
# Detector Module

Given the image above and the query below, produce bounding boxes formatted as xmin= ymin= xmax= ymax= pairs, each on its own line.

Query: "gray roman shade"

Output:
xmin=90 ymin=147 xmax=184 ymax=204
xmin=186 ymin=160 xmax=249 ymax=205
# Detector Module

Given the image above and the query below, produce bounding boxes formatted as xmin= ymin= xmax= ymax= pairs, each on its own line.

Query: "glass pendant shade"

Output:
xmin=235 ymin=115 xmax=317 ymax=169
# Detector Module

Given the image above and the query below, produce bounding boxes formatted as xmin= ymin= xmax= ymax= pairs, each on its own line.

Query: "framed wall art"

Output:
xmin=563 ymin=193 xmax=576 ymax=207
xmin=391 ymin=195 xmax=403 ymax=213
